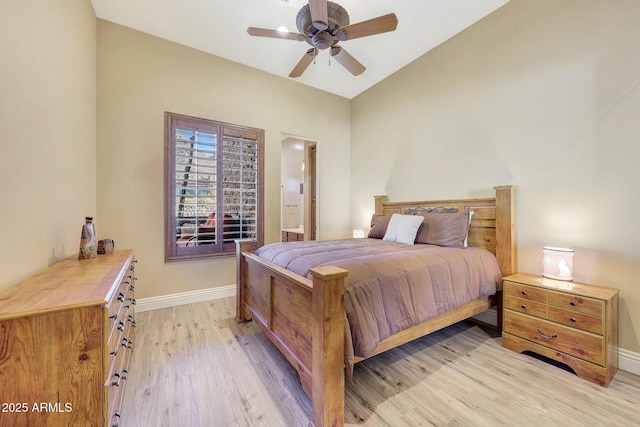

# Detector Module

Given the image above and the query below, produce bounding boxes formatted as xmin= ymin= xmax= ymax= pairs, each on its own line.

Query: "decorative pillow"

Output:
xmin=368 ymin=214 xmax=391 ymax=239
xmin=382 ymin=214 xmax=424 ymax=245
xmin=414 ymin=210 xmax=470 ymax=248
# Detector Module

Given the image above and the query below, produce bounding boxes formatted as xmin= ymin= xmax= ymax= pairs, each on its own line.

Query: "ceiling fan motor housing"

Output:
xmin=297 ymin=1 xmax=349 ymax=50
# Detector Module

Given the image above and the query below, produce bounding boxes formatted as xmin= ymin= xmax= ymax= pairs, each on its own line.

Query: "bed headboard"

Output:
xmin=374 ymin=185 xmax=517 ymax=277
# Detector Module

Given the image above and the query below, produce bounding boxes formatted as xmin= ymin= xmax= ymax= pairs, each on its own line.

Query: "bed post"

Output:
xmin=374 ymin=195 xmax=388 ymax=216
xmin=493 ymin=185 xmax=517 ymax=332
xmin=235 ymin=239 xmax=254 ymax=323
xmin=309 ymin=266 xmax=348 ymax=427
xmin=494 ymin=185 xmax=517 ymax=278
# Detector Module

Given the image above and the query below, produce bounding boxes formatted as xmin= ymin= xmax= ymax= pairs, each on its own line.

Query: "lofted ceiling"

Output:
xmin=91 ymin=0 xmax=509 ymax=99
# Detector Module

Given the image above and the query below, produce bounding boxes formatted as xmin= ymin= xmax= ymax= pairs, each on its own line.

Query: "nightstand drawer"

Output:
xmin=547 ymin=306 xmax=603 ymax=334
xmin=504 ymin=310 xmax=604 ymax=365
xmin=548 ymin=290 xmax=604 ymax=317
xmin=504 ymin=281 xmax=547 ymax=303
xmin=504 ymin=295 xmax=547 ymax=318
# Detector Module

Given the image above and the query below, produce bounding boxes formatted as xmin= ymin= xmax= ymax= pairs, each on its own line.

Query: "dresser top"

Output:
xmin=504 ymin=272 xmax=619 ymax=300
xmin=0 ymin=250 xmax=134 ymax=320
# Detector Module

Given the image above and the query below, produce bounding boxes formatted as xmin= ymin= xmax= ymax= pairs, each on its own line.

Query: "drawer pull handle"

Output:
xmin=117 ymin=292 xmax=125 ymax=302
xmin=537 ymin=328 xmax=558 ymax=340
xmin=521 ymin=290 xmax=527 ymax=296
xmin=117 ymin=320 xmax=125 ymax=331
xmin=128 ymin=315 xmax=137 ymax=328
xmin=111 ymin=411 xmax=121 ymax=427
xmin=520 ymin=304 xmax=527 ymax=309
xmin=570 ymin=301 xmax=577 ymax=307
xmin=570 ymin=317 xmax=577 ymax=322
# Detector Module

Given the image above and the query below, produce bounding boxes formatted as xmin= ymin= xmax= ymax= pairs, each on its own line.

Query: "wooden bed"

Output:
xmin=235 ymin=185 xmax=517 ymax=427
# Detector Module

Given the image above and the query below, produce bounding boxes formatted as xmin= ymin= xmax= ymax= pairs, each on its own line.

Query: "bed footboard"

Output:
xmin=236 ymin=240 xmax=348 ymax=427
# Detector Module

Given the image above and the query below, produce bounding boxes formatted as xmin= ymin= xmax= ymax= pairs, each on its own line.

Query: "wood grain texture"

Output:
xmin=0 ymin=251 xmax=134 ymax=319
xmin=0 ymin=307 xmax=103 ymax=427
xmin=120 ymin=298 xmax=640 ymax=427
xmin=311 ymin=266 xmax=348 ymax=427
xmin=503 ymin=274 xmax=619 ymax=386
xmin=0 ymin=250 xmax=136 ymax=427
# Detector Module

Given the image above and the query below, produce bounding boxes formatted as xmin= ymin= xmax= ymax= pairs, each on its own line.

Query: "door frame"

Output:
xmin=281 ymin=133 xmax=318 ymax=241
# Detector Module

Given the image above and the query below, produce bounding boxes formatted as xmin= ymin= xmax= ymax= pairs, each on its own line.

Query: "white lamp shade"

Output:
xmin=542 ymin=247 xmax=574 ymax=281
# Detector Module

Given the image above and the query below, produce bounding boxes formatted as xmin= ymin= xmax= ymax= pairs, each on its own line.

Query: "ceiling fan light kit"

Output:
xmin=247 ymin=0 xmax=398 ymax=78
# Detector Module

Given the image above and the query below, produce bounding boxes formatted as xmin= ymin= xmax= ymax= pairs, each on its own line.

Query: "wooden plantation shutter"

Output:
xmin=165 ymin=112 xmax=264 ymax=261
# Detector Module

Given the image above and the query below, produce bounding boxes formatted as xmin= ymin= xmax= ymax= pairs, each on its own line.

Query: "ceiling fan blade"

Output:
xmin=247 ymin=27 xmax=307 ymax=42
xmin=335 ymin=13 xmax=398 ymax=41
xmin=309 ymin=0 xmax=329 ymax=31
xmin=289 ymin=48 xmax=318 ymax=78
xmin=330 ymin=46 xmax=366 ymax=76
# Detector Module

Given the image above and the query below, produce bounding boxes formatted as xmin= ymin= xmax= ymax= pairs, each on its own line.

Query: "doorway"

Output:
xmin=281 ymin=136 xmax=317 ymax=241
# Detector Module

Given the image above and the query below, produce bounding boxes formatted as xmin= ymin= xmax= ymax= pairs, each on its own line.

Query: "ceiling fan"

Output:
xmin=247 ymin=0 xmax=398 ymax=78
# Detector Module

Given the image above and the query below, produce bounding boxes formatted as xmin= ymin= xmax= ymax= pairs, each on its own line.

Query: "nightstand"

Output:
xmin=502 ymin=273 xmax=619 ymax=387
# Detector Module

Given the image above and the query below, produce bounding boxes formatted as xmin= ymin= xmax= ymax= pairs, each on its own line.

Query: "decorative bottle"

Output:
xmin=78 ymin=217 xmax=98 ymax=259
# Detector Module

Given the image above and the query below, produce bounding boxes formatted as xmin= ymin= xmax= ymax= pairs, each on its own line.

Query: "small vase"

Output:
xmin=78 ymin=217 xmax=98 ymax=260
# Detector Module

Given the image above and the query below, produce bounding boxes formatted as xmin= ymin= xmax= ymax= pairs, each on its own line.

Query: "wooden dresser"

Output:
xmin=0 ymin=250 xmax=137 ymax=426
xmin=502 ymin=272 xmax=619 ymax=386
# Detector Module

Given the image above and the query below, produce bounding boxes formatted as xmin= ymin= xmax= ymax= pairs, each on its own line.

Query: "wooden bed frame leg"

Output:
xmin=309 ymin=266 xmax=348 ymax=427
xmin=235 ymin=239 xmax=254 ymax=323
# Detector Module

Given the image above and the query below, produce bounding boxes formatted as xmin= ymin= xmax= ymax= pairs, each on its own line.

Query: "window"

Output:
xmin=164 ymin=112 xmax=264 ymax=261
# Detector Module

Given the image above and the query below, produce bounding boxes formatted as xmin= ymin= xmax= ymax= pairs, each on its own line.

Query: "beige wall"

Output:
xmin=0 ymin=0 xmax=97 ymax=290
xmin=351 ymin=0 xmax=640 ymax=353
xmin=96 ymin=20 xmax=351 ymax=299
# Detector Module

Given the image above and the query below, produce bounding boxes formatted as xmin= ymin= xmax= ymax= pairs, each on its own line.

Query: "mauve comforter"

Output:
xmin=255 ymin=238 xmax=502 ymax=368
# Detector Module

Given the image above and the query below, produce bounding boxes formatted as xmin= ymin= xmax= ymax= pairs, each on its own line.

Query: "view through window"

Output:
xmin=165 ymin=112 xmax=264 ymax=261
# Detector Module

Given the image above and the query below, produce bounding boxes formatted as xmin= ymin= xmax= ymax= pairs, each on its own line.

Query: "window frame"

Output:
xmin=164 ymin=112 xmax=264 ymax=262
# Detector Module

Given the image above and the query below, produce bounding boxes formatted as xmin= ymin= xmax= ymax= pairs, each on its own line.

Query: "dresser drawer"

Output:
xmin=504 ymin=295 xmax=547 ymax=318
xmin=504 ymin=310 xmax=605 ymax=365
xmin=547 ymin=306 xmax=603 ymax=335
xmin=504 ymin=281 xmax=547 ymax=303
xmin=548 ymin=290 xmax=604 ymax=317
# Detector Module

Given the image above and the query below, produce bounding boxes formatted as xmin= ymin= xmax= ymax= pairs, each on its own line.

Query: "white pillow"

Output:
xmin=383 ymin=214 xmax=424 ymax=245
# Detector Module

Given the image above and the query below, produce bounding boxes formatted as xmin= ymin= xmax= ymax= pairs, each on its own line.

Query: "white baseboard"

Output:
xmin=135 ymin=284 xmax=235 ymax=313
xmin=473 ymin=308 xmax=640 ymax=376
xmin=619 ymin=347 xmax=640 ymax=376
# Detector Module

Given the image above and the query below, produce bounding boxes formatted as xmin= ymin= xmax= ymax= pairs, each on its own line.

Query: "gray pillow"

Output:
xmin=414 ymin=210 xmax=470 ymax=248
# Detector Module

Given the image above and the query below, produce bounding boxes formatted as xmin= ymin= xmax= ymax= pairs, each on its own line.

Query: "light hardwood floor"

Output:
xmin=121 ymin=298 xmax=640 ymax=426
